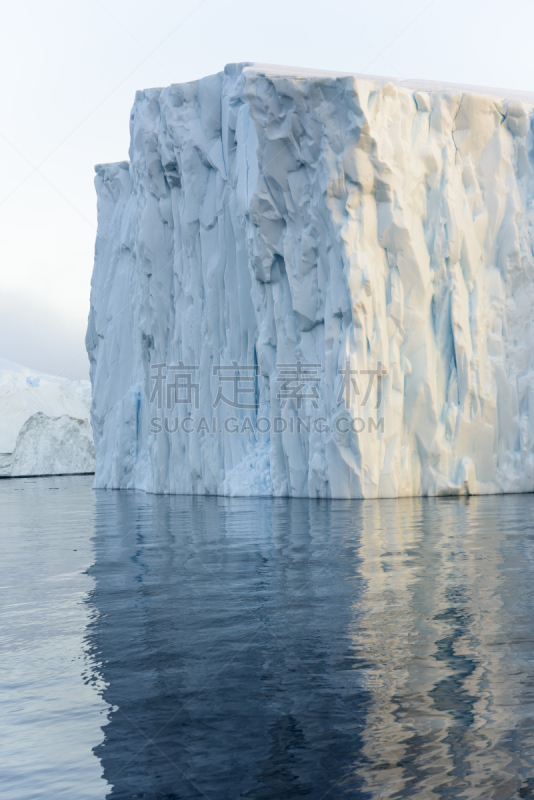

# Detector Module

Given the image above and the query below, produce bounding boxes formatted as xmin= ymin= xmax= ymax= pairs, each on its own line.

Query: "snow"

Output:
xmin=88 ymin=63 xmax=534 ymax=497
xmin=0 ymin=357 xmax=94 ymax=477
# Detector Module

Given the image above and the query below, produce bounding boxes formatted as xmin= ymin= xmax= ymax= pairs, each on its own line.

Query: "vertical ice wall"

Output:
xmin=87 ymin=63 xmax=534 ymax=497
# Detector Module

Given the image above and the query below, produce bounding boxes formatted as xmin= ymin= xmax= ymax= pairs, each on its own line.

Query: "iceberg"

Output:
xmin=87 ymin=64 xmax=534 ymax=497
xmin=0 ymin=358 xmax=95 ymax=477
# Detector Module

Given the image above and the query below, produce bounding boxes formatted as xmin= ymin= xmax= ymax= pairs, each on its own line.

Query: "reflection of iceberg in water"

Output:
xmin=352 ymin=496 xmax=534 ymax=798
xmin=85 ymin=492 xmax=372 ymax=799
xmin=85 ymin=491 xmax=534 ymax=799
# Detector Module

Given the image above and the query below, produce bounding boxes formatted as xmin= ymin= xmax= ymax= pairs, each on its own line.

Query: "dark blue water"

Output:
xmin=2 ymin=477 xmax=534 ymax=799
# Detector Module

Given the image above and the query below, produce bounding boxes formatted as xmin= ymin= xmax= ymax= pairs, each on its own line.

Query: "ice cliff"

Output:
xmin=87 ymin=64 xmax=534 ymax=497
xmin=0 ymin=358 xmax=95 ymax=477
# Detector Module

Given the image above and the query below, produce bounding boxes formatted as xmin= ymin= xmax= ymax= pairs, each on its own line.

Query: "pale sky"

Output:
xmin=1 ymin=0 xmax=533 ymax=380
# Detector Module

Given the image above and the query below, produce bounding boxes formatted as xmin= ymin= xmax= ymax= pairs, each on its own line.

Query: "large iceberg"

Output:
xmin=0 ymin=358 xmax=95 ymax=477
xmin=87 ymin=64 xmax=534 ymax=497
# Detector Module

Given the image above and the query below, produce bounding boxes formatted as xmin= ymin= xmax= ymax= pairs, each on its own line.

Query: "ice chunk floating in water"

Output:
xmin=88 ymin=64 xmax=534 ymax=497
xmin=0 ymin=357 xmax=95 ymax=477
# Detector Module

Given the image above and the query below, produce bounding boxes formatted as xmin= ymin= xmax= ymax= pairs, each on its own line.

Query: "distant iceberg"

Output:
xmin=88 ymin=64 xmax=534 ymax=497
xmin=0 ymin=358 xmax=94 ymax=477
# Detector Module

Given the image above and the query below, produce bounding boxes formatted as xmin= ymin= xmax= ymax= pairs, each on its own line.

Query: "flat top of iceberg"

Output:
xmin=0 ymin=357 xmax=86 ymax=386
xmin=131 ymin=62 xmax=534 ymax=107
xmin=242 ymin=63 xmax=534 ymax=104
xmin=135 ymin=63 xmax=534 ymax=106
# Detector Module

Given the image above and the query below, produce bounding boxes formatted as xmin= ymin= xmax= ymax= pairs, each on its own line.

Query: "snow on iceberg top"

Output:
xmin=240 ymin=62 xmax=534 ymax=104
xmin=124 ymin=62 xmax=534 ymax=107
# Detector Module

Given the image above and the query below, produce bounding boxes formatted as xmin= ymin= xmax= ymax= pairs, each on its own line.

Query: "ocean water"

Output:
xmin=1 ymin=476 xmax=534 ymax=799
